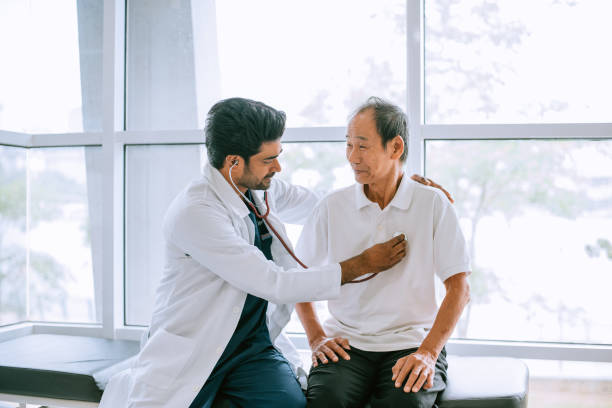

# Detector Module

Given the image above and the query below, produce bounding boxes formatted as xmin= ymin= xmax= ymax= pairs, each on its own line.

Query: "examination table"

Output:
xmin=0 ymin=334 xmax=528 ymax=407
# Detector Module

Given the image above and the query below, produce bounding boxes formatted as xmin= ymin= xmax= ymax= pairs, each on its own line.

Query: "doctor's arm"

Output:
xmin=166 ymin=202 xmax=405 ymax=304
xmin=391 ymin=272 xmax=470 ymax=393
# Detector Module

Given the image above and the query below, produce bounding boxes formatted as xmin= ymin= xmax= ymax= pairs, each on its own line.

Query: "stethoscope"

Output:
xmin=228 ymin=161 xmax=376 ymax=284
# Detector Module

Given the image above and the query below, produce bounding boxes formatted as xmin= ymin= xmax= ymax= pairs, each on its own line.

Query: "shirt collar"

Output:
xmin=203 ymin=163 xmax=250 ymax=219
xmin=354 ymin=172 xmax=416 ymax=211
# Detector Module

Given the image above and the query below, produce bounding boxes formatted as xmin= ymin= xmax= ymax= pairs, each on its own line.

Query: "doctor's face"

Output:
xmin=240 ymin=140 xmax=283 ymax=190
xmin=346 ymin=109 xmax=400 ymax=185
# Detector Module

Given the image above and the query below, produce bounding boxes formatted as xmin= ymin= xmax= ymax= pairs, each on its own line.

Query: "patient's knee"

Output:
xmin=372 ymin=387 xmax=437 ymax=408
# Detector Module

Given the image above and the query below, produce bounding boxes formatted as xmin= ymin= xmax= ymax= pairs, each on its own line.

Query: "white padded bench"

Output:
xmin=0 ymin=334 xmax=528 ymax=407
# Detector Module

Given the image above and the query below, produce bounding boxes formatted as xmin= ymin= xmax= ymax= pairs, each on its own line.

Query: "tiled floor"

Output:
xmin=528 ymin=378 xmax=612 ymax=408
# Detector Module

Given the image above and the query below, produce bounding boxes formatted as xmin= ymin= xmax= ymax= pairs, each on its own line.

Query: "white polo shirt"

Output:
xmin=295 ymin=174 xmax=471 ymax=351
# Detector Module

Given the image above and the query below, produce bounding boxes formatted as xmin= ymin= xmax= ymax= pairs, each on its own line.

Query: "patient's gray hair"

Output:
xmin=350 ymin=97 xmax=408 ymax=162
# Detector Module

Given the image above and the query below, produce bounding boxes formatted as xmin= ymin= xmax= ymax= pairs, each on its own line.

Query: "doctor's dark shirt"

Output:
xmin=189 ymin=191 xmax=284 ymax=407
xmin=213 ymin=190 xmax=274 ymax=367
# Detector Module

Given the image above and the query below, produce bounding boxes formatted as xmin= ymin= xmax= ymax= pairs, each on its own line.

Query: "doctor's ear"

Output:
xmin=227 ymin=156 xmax=240 ymax=167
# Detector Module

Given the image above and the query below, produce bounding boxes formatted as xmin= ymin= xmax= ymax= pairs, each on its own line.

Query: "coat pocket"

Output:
xmin=133 ymin=328 xmax=196 ymax=389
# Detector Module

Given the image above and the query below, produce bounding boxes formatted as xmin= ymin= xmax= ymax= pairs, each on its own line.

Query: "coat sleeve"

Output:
xmin=267 ymin=178 xmax=321 ymax=224
xmin=163 ymin=199 xmax=340 ymax=304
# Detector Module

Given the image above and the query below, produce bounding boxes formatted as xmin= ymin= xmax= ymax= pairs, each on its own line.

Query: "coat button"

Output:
xmin=232 ymin=306 xmax=240 ymax=314
xmin=216 ymin=347 xmax=223 ymax=354
xmin=377 ymin=225 xmax=383 ymax=231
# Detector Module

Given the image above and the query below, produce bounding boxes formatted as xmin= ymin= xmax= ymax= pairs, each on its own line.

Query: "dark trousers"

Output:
xmin=306 ymin=347 xmax=447 ymax=408
xmin=191 ymin=346 xmax=306 ymax=408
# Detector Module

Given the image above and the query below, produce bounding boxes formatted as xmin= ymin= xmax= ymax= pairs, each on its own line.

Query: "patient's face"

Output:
xmin=346 ymin=109 xmax=397 ymax=185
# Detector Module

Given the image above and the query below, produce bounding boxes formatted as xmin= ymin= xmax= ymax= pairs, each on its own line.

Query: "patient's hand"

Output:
xmin=391 ymin=350 xmax=437 ymax=393
xmin=310 ymin=336 xmax=351 ymax=367
xmin=410 ymin=174 xmax=454 ymax=203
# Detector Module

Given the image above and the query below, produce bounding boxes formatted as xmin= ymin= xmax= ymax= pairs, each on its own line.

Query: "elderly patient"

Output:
xmin=295 ymin=97 xmax=471 ymax=408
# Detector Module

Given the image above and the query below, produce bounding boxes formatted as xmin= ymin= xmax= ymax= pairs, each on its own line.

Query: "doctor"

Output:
xmin=99 ymin=97 xmax=407 ymax=408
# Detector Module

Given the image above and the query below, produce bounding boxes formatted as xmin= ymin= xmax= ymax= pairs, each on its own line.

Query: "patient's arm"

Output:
xmin=391 ymin=272 xmax=470 ymax=393
xmin=296 ymin=302 xmax=351 ymax=367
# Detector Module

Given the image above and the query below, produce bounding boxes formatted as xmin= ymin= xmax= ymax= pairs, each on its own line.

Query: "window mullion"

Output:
xmin=100 ymin=0 xmax=126 ymax=338
xmin=407 ymin=0 xmax=424 ymax=175
xmin=422 ymin=123 xmax=612 ymax=140
xmin=0 ymin=131 xmax=31 ymax=147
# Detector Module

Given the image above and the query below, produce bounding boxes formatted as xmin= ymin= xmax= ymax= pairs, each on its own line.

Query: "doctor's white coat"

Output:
xmin=99 ymin=164 xmax=341 ymax=408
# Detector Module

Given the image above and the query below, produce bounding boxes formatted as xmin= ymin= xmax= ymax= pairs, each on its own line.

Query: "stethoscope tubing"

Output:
xmin=228 ymin=163 xmax=376 ymax=284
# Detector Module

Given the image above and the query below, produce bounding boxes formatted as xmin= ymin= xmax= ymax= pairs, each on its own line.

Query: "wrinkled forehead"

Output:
xmin=347 ymin=111 xmax=381 ymax=143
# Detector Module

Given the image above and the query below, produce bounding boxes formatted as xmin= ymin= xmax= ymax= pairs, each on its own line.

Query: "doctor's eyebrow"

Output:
xmin=262 ymin=148 xmax=283 ymax=160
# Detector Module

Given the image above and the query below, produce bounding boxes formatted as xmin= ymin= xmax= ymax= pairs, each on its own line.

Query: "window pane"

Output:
xmin=276 ymin=142 xmax=351 ymax=244
xmin=125 ymin=144 xmax=203 ymax=325
xmin=0 ymin=0 xmax=103 ymax=133
xmin=0 ymin=146 xmax=27 ymax=326
xmin=425 ymin=0 xmax=612 ymax=124
xmin=276 ymin=142 xmax=351 ymax=333
xmin=126 ymin=0 xmax=406 ymax=130
xmin=425 ymin=139 xmax=612 ymax=344
xmin=28 ymin=147 xmax=102 ymax=323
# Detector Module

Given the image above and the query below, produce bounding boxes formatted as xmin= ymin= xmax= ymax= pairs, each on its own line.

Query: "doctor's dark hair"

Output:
xmin=205 ymin=97 xmax=287 ymax=169
xmin=350 ymin=97 xmax=408 ymax=162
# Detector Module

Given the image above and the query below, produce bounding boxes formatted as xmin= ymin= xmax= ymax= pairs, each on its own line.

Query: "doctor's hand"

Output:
xmin=410 ymin=174 xmax=454 ymax=204
xmin=339 ymin=234 xmax=407 ymax=284
xmin=309 ymin=335 xmax=351 ymax=367
xmin=391 ymin=350 xmax=437 ymax=393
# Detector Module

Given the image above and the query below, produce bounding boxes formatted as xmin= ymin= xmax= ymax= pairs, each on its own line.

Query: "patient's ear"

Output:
xmin=389 ymin=135 xmax=404 ymax=159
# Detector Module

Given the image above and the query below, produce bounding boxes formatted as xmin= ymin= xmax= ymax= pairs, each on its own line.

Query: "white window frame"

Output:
xmin=1 ymin=0 xmax=612 ymax=364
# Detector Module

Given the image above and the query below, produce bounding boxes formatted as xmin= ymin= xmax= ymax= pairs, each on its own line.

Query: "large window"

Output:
xmin=126 ymin=0 xmax=406 ymax=130
xmin=0 ymin=0 xmax=103 ymax=133
xmin=424 ymin=0 xmax=612 ymax=124
xmin=0 ymin=146 xmax=27 ymax=326
xmin=28 ymin=147 xmax=102 ymax=323
xmin=426 ymin=139 xmax=612 ymax=344
xmin=0 ymin=0 xmax=104 ymax=330
xmin=1 ymin=3 xmax=611 ymax=404
xmin=124 ymin=144 xmax=203 ymax=326
xmin=0 ymin=146 xmax=102 ymax=325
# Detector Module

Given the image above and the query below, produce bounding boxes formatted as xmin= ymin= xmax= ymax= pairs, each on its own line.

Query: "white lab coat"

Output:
xmin=99 ymin=164 xmax=341 ymax=408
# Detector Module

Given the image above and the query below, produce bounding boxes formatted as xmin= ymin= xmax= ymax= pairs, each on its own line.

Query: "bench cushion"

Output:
xmin=0 ymin=334 xmax=139 ymax=402
xmin=440 ymin=356 xmax=528 ymax=408
xmin=0 ymin=335 xmax=528 ymax=407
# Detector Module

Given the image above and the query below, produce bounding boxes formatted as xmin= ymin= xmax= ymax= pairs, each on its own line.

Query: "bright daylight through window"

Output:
xmin=0 ymin=0 xmax=103 ymax=133
xmin=126 ymin=0 xmax=406 ymax=130
xmin=426 ymin=140 xmax=612 ymax=344
xmin=425 ymin=0 xmax=612 ymax=124
xmin=0 ymin=147 xmax=102 ymax=326
xmin=1 ymin=0 xmax=611 ymax=406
